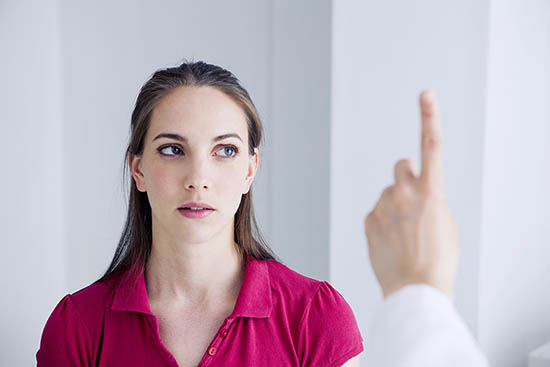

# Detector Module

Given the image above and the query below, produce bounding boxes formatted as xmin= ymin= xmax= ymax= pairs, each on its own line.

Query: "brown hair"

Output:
xmin=97 ymin=60 xmax=280 ymax=283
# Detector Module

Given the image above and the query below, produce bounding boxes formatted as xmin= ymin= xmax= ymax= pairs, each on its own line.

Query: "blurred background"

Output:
xmin=1 ymin=0 xmax=549 ymax=366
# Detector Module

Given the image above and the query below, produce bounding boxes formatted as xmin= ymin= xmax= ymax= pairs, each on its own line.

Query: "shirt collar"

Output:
xmin=111 ymin=254 xmax=273 ymax=319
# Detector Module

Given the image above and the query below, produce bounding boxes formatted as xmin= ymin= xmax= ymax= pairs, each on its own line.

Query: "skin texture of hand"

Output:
xmin=364 ymin=90 xmax=458 ymax=302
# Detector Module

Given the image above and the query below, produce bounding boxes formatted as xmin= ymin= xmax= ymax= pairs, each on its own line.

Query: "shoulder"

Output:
xmin=264 ymin=260 xmax=364 ymax=366
xmin=264 ymin=259 xmax=331 ymax=315
xmin=265 ymin=259 xmax=323 ymax=298
xmin=69 ymin=270 xmax=122 ymax=324
xmin=36 ymin=271 xmax=122 ymax=365
xmin=70 ymin=271 xmax=122 ymax=314
xmin=264 ymin=259 xmax=355 ymax=314
xmin=47 ymin=270 xmax=123 ymax=339
xmin=263 ymin=259 xmax=355 ymax=314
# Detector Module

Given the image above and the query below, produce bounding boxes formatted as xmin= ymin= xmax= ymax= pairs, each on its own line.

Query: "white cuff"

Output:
xmin=366 ymin=284 xmax=489 ymax=367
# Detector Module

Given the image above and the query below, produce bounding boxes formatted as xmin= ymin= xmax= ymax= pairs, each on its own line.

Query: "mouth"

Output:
xmin=179 ymin=202 xmax=215 ymax=210
xmin=177 ymin=207 xmax=215 ymax=219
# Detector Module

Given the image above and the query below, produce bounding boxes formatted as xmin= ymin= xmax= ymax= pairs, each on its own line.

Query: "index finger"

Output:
xmin=419 ymin=89 xmax=444 ymax=191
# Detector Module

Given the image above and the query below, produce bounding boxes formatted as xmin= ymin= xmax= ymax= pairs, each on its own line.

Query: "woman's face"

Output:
xmin=129 ymin=86 xmax=258 ymax=246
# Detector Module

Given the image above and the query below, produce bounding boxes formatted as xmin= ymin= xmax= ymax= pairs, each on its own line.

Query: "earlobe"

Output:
xmin=244 ymin=171 xmax=253 ymax=195
xmin=130 ymin=154 xmax=146 ymax=192
xmin=244 ymin=148 xmax=259 ymax=194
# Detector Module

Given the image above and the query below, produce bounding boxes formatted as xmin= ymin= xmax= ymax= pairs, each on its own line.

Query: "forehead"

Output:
xmin=148 ymin=86 xmax=248 ymax=142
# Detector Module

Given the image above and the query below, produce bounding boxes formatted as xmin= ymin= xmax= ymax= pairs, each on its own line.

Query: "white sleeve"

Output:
xmin=366 ymin=284 xmax=489 ymax=367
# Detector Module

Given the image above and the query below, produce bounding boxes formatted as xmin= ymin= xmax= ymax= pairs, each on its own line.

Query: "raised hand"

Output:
xmin=364 ymin=90 xmax=458 ymax=301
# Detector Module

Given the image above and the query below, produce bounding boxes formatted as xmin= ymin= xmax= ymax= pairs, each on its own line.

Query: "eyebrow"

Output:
xmin=152 ymin=132 xmax=243 ymax=144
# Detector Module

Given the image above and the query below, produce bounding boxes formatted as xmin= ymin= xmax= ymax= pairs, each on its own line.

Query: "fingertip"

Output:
xmin=420 ymin=89 xmax=435 ymax=105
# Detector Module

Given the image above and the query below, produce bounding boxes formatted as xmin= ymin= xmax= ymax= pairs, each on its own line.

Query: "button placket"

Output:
xmin=201 ymin=319 xmax=233 ymax=365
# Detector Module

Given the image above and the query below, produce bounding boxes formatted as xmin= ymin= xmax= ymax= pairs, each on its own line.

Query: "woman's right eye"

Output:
xmin=158 ymin=145 xmax=182 ymax=156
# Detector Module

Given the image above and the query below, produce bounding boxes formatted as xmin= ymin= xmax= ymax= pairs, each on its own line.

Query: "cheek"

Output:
xmin=216 ymin=165 xmax=240 ymax=184
xmin=216 ymin=163 xmax=248 ymax=204
xmin=145 ymin=165 xmax=181 ymax=201
xmin=219 ymin=175 xmax=243 ymax=194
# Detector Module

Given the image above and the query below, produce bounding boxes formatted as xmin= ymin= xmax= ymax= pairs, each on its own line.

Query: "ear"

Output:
xmin=243 ymin=147 xmax=259 ymax=194
xmin=129 ymin=153 xmax=147 ymax=192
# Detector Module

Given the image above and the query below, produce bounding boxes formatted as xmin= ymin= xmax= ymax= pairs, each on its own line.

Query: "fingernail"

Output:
xmin=422 ymin=90 xmax=434 ymax=104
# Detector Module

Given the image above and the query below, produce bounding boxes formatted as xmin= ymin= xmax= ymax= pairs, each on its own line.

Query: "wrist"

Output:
xmin=382 ymin=280 xmax=454 ymax=302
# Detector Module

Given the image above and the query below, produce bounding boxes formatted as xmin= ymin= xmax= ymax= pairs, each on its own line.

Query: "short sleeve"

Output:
xmin=36 ymin=294 xmax=94 ymax=367
xmin=297 ymin=281 xmax=364 ymax=367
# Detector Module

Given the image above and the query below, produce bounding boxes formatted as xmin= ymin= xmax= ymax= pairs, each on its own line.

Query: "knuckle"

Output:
xmin=364 ymin=212 xmax=372 ymax=226
xmin=364 ymin=211 xmax=378 ymax=232
xmin=379 ymin=187 xmax=393 ymax=207
xmin=394 ymin=184 xmax=414 ymax=201
xmin=394 ymin=159 xmax=407 ymax=169
xmin=422 ymin=133 xmax=441 ymax=150
xmin=396 ymin=158 xmax=412 ymax=167
xmin=381 ymin=185 xmax=394 ymax=198
xmin=394 ymin=159 xmax=412 ymax=174
xmin=420 ymin=183 xmax=445 ymax=199
xmin=393 ymin=185 xmax=415 ymax=213
xmin=395 ymin=159 xmax=416 ymax=182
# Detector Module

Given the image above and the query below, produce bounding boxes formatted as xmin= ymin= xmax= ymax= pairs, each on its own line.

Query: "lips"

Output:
xmin=178 ymin=207 xmax=215 ymax=219
xmin=179 ymin=201 xmax=214 ymax=210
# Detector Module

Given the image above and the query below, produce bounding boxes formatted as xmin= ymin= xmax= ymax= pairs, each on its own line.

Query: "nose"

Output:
xmin=184 ymin=159 xmax=210 ymax=191
xmin=186 ymin=182 xmax=208 ymax=190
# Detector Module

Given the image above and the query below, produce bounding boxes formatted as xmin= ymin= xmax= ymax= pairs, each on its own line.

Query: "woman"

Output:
xmin=36 ymin=61 xmax=363 ymax=366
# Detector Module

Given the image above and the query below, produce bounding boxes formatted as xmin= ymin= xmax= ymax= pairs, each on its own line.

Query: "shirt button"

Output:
xmin=221 ymin=329 xmax=228 ymax=338
xmin=208 ymin=346 xmax=217 ymax=356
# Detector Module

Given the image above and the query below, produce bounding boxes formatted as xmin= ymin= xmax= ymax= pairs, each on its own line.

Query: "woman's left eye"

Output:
xmin=216 ymin=145 xmax=238 ymax=158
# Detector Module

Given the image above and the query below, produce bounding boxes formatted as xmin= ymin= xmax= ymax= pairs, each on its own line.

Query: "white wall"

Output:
xmin=479 ymin=0 xmax=550 ymax=364
xmin=270 ymin=0 xmax=332 ymax=280
xmin=331 ymin=1 xmax=550 ymax=366
xmin=0 ymin=1 xmax=64 ymax=367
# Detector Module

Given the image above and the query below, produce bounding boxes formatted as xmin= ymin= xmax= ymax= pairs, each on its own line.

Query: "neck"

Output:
xmin=144 ymin=235 xmax=245 ymax=308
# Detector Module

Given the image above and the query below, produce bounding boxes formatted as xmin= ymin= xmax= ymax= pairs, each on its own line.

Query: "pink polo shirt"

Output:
xmin=36 ymin=255 xmax=364 ymax=366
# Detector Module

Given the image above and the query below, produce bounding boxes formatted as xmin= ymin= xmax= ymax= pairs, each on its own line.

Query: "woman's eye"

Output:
xmin=159 ymin=145 xmax=182 ymax=156
xmin=158 ymin=145 xmax=238 ymax=158
xmin=216 ymin=145 xmax=238 ymax=158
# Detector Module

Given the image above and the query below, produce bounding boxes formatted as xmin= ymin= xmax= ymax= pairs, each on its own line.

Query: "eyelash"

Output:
xmin=157 ymin=144 xmax=239 ymax=159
